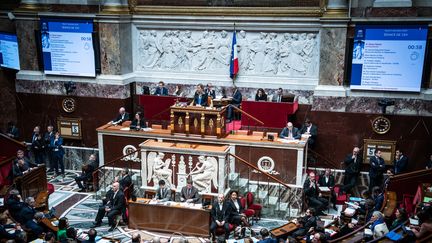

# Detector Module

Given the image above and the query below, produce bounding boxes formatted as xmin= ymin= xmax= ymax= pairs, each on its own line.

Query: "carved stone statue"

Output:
xmin=189 ymin=156 xmax=218 ymax=192
xmin=148 ymin=152 xmax=173 ymax=187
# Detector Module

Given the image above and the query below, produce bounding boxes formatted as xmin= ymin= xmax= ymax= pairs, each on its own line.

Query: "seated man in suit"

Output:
xmin=371 ymin=186 xmax=384 ymax=212
xmin=93 ymin=182 xmax=125 ymax=231
xmin=154 ymin=81 xmax=168 ymax=96
xmin=271 ymin=88 xmax=284 ymax=103
xmin=110 ymin=107 xmax=130 ymax=125
xmin=191 ymin=83 xmax=208 ymax=107
xmin=75 ymin=154 xmax=97 ymax=192
xmin=210 ymin=194 xmax=230 ymax=241
xmin=6 ymin=190 xmax=24 ymax=220
xmin=257 ymin=228 xmax=277 ymax=243
xmin=299 ymin=118 xmax=318 ymax=148
xmin=154 ymin=180 xmax=171 ymax=202
xmin=19 ymin=197 xmax=43 ymax=235
xmin=0 ymin=214 xmax=22 ymax=241
xmin=318 ymin=168 xmax=337 ymax=210
xmin=12 ymin=157 xmax=37 ymax=179
xmin=291 ymin=208 xmax=317 ymax=238
xmin=180 ymin=178 xmax=201 ymax=204
xmin=303 ymin=172 xmax=328 ymax=216
xmin=279 ymin=122 xmax=300 ymax=139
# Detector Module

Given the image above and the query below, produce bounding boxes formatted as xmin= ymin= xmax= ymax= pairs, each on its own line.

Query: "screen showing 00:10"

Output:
xmin=40 ymin=19 xmax=96 ymax=77
xmin=350 ymin=25 xmax=428 ymax=92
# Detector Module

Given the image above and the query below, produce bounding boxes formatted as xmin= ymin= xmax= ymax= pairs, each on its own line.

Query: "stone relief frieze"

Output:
xmin=135 ymin=29 xmax=319 ymax=78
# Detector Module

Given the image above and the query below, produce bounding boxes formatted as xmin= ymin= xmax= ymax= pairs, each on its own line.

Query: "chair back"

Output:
xmin=240 ymin=197 xmax=247 ymax=209
xmin=246 ymin=192 xmax=254 ymax=206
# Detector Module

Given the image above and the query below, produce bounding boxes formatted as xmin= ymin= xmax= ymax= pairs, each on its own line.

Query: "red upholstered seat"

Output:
xmin=215 ymin=223 xmax=235 ymax=236
xmin=240 ymin=197 xmax=255 ymax=222
xmin=402 ymin=194 xmax=415 ymax=216
xmin=333 ymin=185 xmax=347 ymax=205
xmin=246 ymin=192 xmax=262 ymax=221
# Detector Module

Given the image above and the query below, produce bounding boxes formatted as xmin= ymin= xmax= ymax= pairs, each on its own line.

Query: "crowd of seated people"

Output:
xmin=3 ymin=189 xmax=58 ymax=242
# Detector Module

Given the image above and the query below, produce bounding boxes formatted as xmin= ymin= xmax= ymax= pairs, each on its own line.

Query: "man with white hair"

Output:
xmin=279 ymin=122 xmax=300 ymax=139
xmin=110 ymin=107 xmax=130 ymax=125
xmin=210 ymin=194 xmax=230 ymax=241
xmin=93 ymin=182 xmax=125 ymax=231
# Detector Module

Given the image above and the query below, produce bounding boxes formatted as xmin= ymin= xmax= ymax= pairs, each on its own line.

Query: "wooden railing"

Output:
xmin=387 ymin=169 xmax=432 ymax=200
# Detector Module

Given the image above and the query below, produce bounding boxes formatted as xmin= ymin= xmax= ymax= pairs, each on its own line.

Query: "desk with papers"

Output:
xmin=128 ymin=198 xmax=210 ymax=237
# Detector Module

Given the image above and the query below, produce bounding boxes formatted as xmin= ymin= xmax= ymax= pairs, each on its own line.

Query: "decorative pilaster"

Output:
xmin=102 ymin=0 xmax=130 ymax=14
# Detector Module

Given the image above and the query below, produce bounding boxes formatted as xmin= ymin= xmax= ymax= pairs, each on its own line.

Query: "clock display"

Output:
xmin=62 ymin=98 xmax=76 ymax=113
xmin=372 ymin=116 xmax=391 ymax=134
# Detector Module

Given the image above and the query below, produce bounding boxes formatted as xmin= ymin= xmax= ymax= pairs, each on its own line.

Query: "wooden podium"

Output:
xmin=170 ymin=105 xmax=226 ymax=138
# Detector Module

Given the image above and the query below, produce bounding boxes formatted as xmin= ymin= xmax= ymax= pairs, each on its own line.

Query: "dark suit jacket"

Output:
xmin=193 ymin=92 xmax=208 ymax=106
xmin=369 ymin=156 xmax=386 ymax=178
xmin=279 ymin=127 xmax=300 ymax=139
xmin=298 ymin=215 xmax=317 ymax=231
xmin=112 ymin=112 xmax=130 ymax=125
xmin=303 ymin=179 xmax=319 ymax=199
xmin=318 ymin=175 xmax=335 ymax=187
xmin=18 ymin=204 xmax=36 ymax=224
xmin=0 ymin=224 xmax=19 ymax=240
xmin=130 ymin=119 xmax=147 ymax=130
xmin=299 ymin=124 xmax=318 ymax=140
xmin=255 ymin=94 xmax=267 ymax=101
xmin=44 ymin=131 xmax=54 ymax=150
xmin=155 ymin=187 xmax=171 ymax=202
xmin=12 ymin=160 xmax=36 ymax=178
xmin=154 ymin=87 xmax=168 ymax=96
xmin=211 ymin=201 xmax=229 ymax=223
xmin=51 ymin=137 xmax=65 ymax=157
xmin=119 ymin=174 xmax=132 ymax=190
xmin=394 ymin=155 xmax=408 ymax=174
xmin=344 ymin=153 xmax=362 ymax=175
xmin=6 ymin=197 xmax=24 ymax=220
xmin=225 ymin=198 xmax=244 ymax=221
xmin=373 ymin=193 xmax=384 ymax=211
xmin=180 ymin=186 xmax=201 ymax=203
xmin=206 ymin=89 xmax=216 ymax=99
xmin=107 ymin=190 xmax=125 ymax=212
xmin=231 ymin=89 xmax=242 ymax=105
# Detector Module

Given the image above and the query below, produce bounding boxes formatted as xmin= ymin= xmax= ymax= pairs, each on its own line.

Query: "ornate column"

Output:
xmin=316 ymin=0 xmax=349 ymax=96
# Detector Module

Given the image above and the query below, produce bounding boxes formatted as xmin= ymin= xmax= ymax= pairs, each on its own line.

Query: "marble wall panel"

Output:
xmin=16 ymin=79 xmax=130 ymax=99
xmin=312 ymin=96 xmax=432 ymax=116
xmin=16 ymin=19 xmax=40 ymax=71
xmin=99 ymin=23 xmax=121 ymax=75
xmin=319 ymin=27 xmax=347 ymax=86
xmin=0 ymin=71 xmax=18 ymax=132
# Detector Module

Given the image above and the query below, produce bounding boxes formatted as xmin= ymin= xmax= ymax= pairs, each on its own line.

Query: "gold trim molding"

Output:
xmin=133 ymin=6 xmax=324 ymax=17
xmin=102 ymin=5 xmax=131 ymax=14
xmin=322 ymin=8 xmax=349 ymax=18
xmin=16 ymin=3 xmax=50 ymax=12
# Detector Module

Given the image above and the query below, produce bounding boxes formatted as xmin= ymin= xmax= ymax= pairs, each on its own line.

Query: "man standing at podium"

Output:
xmin=191 ymin=84 xmax=208 ymax=107
xmin=226 ymin=86 xmax=242 ymax=122
xmin=180 ymin=178 xmax=201 ymax=203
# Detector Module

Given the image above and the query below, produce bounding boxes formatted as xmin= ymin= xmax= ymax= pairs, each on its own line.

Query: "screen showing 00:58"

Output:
xmin=0 ymin=32 xmax=20 ymax=70
xmin=350 ymin=25 xmax=428 ymax=92
xmin=40 ymin=19 xmax=95 ymax=77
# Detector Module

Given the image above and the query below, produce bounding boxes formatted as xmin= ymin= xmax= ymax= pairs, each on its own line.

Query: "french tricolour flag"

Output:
xmin=230 ymin=30 xmax=239 ymax=79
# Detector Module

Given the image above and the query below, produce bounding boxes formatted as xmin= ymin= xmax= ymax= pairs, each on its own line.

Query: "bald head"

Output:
xmin=119 ymin=107 xmax=125 ymax=114
xmin=287 ymin=122 xmax=293 ymax=128
xmin=112 ymin=182 xmax=120 ymax=192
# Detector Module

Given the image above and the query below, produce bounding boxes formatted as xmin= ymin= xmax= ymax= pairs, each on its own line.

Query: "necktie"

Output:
xmin=278 ymin=95 xmax=281 ymax=102
xmin=288 ymin=130 xmax=292 ymax=138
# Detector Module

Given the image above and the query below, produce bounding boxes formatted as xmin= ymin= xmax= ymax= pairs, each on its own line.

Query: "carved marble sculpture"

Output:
xmin=189 ymin=156 xmax=218 ymax=193
xmin=147 ymin=152 xmax=173 ymax=187
xmin=135 ymin=29 xmax=319 ymax=77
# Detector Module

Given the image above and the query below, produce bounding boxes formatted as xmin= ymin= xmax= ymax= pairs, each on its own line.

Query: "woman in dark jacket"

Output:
xmin=130 ymin=112 xmax=147 ymax=131
xmin=225 ymin=190 xmax=249 ymax=226
xmin=255 ymin=88 xmax=268 ymax=101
